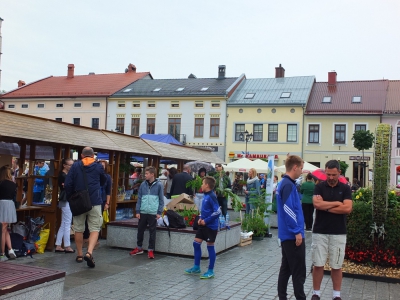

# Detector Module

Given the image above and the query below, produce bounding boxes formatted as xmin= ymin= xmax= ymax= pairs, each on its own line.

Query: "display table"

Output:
xmin=107 ymin=218 xmax=241 ymax=257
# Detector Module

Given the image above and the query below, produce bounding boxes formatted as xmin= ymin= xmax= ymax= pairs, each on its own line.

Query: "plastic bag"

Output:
xmin=35 ymin=223 xmax=50 ymax=254
xmin=102 ymin=210 xmax=109 ymax=229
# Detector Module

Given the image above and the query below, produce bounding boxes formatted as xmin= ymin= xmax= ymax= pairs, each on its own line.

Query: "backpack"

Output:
xmin=7 ymin=233 xmax=35 ymax=258
xmin=163 ymin=209 xmax=186 ymax=237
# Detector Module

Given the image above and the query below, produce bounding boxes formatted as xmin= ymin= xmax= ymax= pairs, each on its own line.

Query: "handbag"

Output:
xmin=12 ymin=221 xmax=28 ymax=239
xmin=35 ymin=223 xmax=50 ymax=254
xmin=59 ymin=190 xmax=67 ymax=202
xmin=102 ymin=210 xmax=109 ymax=229
xmin=68 ymin=162 xmax=92 ymax=216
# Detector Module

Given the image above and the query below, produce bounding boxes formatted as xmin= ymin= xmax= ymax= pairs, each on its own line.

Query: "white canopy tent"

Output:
xmin=224 ymin=158 xmax=272 ymax=173
xmin=275 ymin=161 xmax=319 ymax=173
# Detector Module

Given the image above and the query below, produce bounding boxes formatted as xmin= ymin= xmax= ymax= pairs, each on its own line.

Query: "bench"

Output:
xmin=0 ymin=263 xmax=65 ymax=299
xmin=107 ymin=218 xmax=241 ymax=258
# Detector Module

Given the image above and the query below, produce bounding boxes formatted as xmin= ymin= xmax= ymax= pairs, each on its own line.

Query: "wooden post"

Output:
xmin=110 ymin=151 xmax=120 ymax=222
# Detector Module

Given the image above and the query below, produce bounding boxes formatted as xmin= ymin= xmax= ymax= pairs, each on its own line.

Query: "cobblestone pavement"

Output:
xmin=8 ymin=229 xmax=400 ymax=299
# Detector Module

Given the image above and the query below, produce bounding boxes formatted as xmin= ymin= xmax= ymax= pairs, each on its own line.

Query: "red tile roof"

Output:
xmin=306 ymin=80 xmax=388 ymax=114
xmin=1 ymin=71 xmax=151 ymax=98
xmin=384 ymin=80 xmax=400 ymax=114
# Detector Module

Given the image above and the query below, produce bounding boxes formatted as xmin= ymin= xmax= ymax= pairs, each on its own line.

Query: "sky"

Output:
xmin=1 ymin=0 xmax=399 ymax=92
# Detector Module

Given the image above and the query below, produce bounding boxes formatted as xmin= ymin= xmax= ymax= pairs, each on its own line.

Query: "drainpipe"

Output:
xmin=105 ymin=97 xmax=109 ymax=130
xmin=301 ymin=104 xmax=305 ymax=159
xmin=224 ymin=94 xmax=228 ymax=162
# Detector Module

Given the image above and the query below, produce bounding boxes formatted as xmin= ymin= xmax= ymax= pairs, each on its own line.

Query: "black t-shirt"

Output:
xmin=0 ymin=180 xmax=17 ymax=200
xmin=313 ymin=181 xmax=352 ymax=235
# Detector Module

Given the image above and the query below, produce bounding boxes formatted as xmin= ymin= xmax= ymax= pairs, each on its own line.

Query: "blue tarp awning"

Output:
xmin=140 ymin=134 xmax=181 ymax=145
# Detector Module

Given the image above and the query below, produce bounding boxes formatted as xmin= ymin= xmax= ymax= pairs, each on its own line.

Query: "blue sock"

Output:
xmin=193 ymin=241 xmax=202 ymax=267
xmin=207 ymin=244 xmax=216 ymax=270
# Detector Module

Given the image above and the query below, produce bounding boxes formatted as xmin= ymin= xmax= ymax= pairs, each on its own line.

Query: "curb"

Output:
xmin=323 ymin=270 xmax=400 ymax=284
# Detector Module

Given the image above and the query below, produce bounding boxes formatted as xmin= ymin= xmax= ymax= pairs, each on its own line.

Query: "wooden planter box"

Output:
xmin=239 ymin=237 xmax=252 ymax=247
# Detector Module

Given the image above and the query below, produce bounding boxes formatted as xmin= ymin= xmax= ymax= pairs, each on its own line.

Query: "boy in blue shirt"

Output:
xmin=185 ymin=176 xmax=221 ymax=279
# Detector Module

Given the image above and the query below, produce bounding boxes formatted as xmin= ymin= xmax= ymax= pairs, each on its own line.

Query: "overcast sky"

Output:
xmin=1 ymin=0 xmax=399 ymax=92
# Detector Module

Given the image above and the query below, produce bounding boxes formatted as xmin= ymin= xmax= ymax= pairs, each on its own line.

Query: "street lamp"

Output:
xmin=239 ymin=130 xmax=253 ymax=158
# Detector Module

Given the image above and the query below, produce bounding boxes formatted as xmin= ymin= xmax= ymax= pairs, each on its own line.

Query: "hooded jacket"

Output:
xmin=201 ymin=190 xmax=221 ymax=230
xmin=136 ymin=179 xmax=164 ymax=215
xmin=65 ymin=158 xmax=106 ymax=206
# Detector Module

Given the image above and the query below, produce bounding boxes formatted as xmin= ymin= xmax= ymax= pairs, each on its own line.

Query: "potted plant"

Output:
xmin=186 ymin=175 xmax=204 ymax=210
xmin=241 ymin=207 xmax=268 ymax=240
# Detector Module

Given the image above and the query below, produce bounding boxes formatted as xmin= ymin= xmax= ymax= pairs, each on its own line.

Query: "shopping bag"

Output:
xmin=102 ymin=210 xmax=109 ymax=229
xmin=35 ymin=223 xmax=50 ymax=254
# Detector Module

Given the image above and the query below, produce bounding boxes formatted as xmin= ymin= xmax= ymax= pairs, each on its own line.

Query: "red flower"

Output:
xmin=189 ymin=221 xmax=194 ymax=226
xmin=242 ymin=203 xmax=246 ymax=207
xmin=184 ymin=217 xmax=189 ymax=221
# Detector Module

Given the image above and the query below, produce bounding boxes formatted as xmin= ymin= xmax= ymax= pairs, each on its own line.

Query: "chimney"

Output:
xmin=125 ymin=63 xmax=136 ymax=73
xmin=67 ymin=64 xmax=75 ymax=78
xmin=218 ymin=65 xmax=226 ymax=79
xmin=275 ymin=64 xmax=285 ymax=78
xmin=18 ymin=80 xmax=26 ymax=87
xmin=328 ymin=71 xmax=337 ymax=85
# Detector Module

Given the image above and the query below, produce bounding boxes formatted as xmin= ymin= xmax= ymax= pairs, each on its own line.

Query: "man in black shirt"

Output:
xmin=311 ymin=160 xmax=352 ymax=300
xmin=170 ymin=164 xmax=193 ymax=196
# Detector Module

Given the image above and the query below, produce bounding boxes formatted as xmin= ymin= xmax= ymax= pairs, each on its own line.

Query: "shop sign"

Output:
xmin=236 ymin=153 xmax=279 ymax=159
xmin=349 ymin=156 xmax=370 ymax=161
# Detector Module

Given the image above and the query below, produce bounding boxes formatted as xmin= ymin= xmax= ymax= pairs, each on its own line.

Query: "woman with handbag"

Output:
xmin=0 ymin=165 xmax=18 ymax=261
xmin=55 ymin=158 xmax=75 ymax=253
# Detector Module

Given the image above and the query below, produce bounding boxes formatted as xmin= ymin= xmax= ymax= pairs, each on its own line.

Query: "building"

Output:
xmin=108 ymin=65 xmax=244 ymax=160
xmin=382 ymin=80 xmax=400 ymax=187
xmin=0 ymin=63 xmax=151 ymax=128
xmin=304 ymin=72 xmax=388 ymax=186
xmin=0 ymin=17 xmax=3 ymax=91
xmin=226 ymin=64 xmax=315 ymax=166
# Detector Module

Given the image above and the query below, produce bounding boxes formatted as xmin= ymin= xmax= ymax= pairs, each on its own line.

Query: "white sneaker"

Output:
xmin=8 ymin=249 xmax=16 ymax=259
xmin=0 ymin=255 xmax=8 ymax=262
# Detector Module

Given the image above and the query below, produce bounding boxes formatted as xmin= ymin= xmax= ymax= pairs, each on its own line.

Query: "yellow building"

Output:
xmin=226 ymin=65 xmax=315 ymax=166
xmin=304 ymin=72 xmax=388 ymax=186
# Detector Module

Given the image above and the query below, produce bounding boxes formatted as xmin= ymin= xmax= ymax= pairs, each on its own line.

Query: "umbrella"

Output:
xmin=311 ymin=169 xmax=348 ymax=184
xmin=186 ymin=161 xmax=214 ymax=173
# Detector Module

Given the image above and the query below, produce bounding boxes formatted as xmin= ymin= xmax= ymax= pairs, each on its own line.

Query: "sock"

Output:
xmin=193 ymin=241 xmax=202 ymax=267
xmin=207 ymin=244 xmax=216 ymax=270
xmin=333 ymin=290 xmax=340 ymax=299
xmin=313 ymin=290 xmax=321 ymax=296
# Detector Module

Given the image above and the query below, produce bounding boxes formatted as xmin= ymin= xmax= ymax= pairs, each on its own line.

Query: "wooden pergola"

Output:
xmin=0 ymin=110 xmax=223 ymax=250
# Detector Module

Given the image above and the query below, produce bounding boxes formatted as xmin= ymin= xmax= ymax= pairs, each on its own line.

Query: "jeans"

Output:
xmin=245 ymin=195 xmax=254 ymax=214
xmin=302 ymin=203 xmax=314 ymax=230
xmin=278 ymin=239 xmax=306 ymax=300
xmin=55 ymin=202 xmax=72 ymax=247
xmin=137 ymin=214 xmax=157 ymax=250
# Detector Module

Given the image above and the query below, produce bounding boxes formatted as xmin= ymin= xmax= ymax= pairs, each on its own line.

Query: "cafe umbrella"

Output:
xmin=311 ymin=169 xmax=348 ymax=184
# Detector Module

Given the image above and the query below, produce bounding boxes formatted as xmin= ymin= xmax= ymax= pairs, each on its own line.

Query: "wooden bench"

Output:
xmin=107 ymin=218 xmax=242 ymax=258
xmin=0 ymin=263 xmax=65 ymax=299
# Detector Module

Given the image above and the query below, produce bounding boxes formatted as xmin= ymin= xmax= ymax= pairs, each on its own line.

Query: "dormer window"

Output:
xmin=352 ymin=96 xmax=362 ymax=103
xmin=176 ymin=87 xmax=185 ymax=92
xmin=153 ymin=88 xmax=162 ymax=92
xmin=280 ymin=92 xmax=291 ymax=98
xmin=200 ymin=87 xmax=209 ymax=92
xmin=322 ymin=96 xmax=332 ymax=103
xmin=244 ymin=93 xmax=255 ymax=99
xmin=123 ymin=88 xmax=132 ymax=92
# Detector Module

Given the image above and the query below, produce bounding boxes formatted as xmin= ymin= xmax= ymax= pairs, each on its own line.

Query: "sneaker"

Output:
xmin=129 ymin=247 xmax=143 ymax=256
xmin=311 ymin=295 xmax=320 ymax=300
xmin=8 ymin=249 xmax=16 ymax=259
xmin=148 ymin=250 xmax=154 ymax=259
xmin=0 ymin=255 xmax=8 ymax=262
xmin=185 ymin=266 xmax=201 ymax=275
xmin=200 ymin=270 xmax=215 ymax=279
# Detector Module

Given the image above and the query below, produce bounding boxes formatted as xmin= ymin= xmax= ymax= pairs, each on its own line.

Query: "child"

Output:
xmin=129 ymin=166 xmax=164 ymax=259
xmin=185 ymin=176 xmax=221 ymax=279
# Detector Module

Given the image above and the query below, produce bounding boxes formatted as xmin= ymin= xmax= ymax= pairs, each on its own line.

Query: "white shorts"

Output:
xmin=311 ymin=233 xmax=346 ymax=269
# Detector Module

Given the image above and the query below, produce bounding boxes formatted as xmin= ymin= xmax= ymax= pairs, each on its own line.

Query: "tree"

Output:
xmin=352 ymin=130 xmax=374 ymax=183
xmin=339 ymin=161 xmax=349 ymax=176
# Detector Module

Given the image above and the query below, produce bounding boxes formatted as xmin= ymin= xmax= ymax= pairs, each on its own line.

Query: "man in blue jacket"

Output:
xmin=276 ymin=155 xmax=306 ymax=300
xmin=65 ymin=147 xmax=106 ymax=268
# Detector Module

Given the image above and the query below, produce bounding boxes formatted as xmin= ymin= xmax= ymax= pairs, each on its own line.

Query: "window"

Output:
xmin=56 ymin=103 xmax=63 ymax=108
xmin=308 ymin=125 xmax=320 ymax=143
xmin=195 ymin=101 xmax=203 ymax=108
xmin=148 ymin=101 xmax=155 ymax=108
xmin=397 ymin=127 xmax=400 ymax=148
xmin=280 ymin=92 xmax=291 ymax=98
xmin=334 ymin=124 xmax=346 ymax=144
xmin=175 ymin=87 xmax=184 ymax=92
xmin=355 ymin=124 xmax=366 ymax=132
xmin=235 ymin=124 xmax=245 ymax=141
xmin=168 ymin=118 xmax=181 ymax=140
xmin=132 ymin=101 xmax=140 ymax=108
xmin=147 ymin=118 xmax=155 ymax=134
xmin=352 ymin=96 xmax=362 ymax=103
xmin=194 ymin=118 xmax=204 ymax=137
xmin=268 ymin=124 xmax=278 ymax=142
xmin=21 ymin=104 xmax=28 ymax=108
xmin=55 ymin=118 xmax=62 ymax=122
xmin=73 ymin=118 xmax=80 ymax=125
xmin=253 ymin=124 xmax=263 ymax=141
xmin=123 ymin=88 xmax=132 ymax=92
xmin=244 ymin=93 xmax=255 ymax=99
xmin=287 ymin=124 xmax=297 ymax=142
xmin=118 ymin=102 xmax=125 ymax=108
xmin=211 ymin=101 xmax=220 ymax=108
xmin=116 ymin=118 xmax=125 ymax=133
xmin=74 ymin=103 xmax=81 ymax=107
xmin=92 ymin=103 xmax=100 ymax=107
xmin=322 ymin=96 xmax=332 ymax=103
xmin=92 ymin=118 xmax=99 ymax=129
xmin=171 ymin=101 xmax=179 ymax=108
xmin=37 ymin=104 xmax=45 ymax=108
xmin=153 ymin=88 xmax=162 ymax=92
xmin=200 ymin=87 xmax=209 ymax=91
xmin=131 ymin=118 xmax=140 ymax=136
xmin=210 ymin=118 xmax=220 ymax=137
xmin=8 ymin=104 xmax=15 ymax=109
